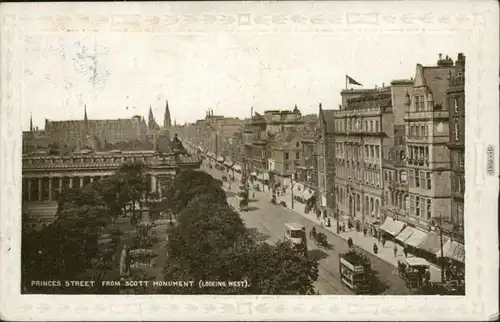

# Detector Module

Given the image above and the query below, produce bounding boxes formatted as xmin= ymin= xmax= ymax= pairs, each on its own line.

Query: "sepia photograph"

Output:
xmin=1 ymin=1 xmax=499 ymax=321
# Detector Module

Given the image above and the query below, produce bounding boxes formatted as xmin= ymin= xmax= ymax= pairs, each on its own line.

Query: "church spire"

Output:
xmin=84 ymin=105 xmax=88 ymax=123
xmin=164 ymin=100 xmax=172 ymax=128
xmin=30 ymin=112 xmax=33 ymax=132
xmin=148 ymin=105 xmax=158 ymax=131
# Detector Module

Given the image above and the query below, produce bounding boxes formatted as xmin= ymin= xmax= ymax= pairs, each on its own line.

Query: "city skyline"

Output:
xmin=20 ymin=31 xmax=469 ymax=131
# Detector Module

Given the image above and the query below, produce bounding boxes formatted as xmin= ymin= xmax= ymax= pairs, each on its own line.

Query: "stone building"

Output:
xmin=404 ymin=54 xmax=458 ymax=232
xmin=333 ymin=79 xmax=413 ymax=232
xmin=242 ymin=107 xmax=304 ymax=176
xmin=445 ymin=53 xmax=465 ymax=242
xmin=45 ymin=106 xmax=148 ymax=150
xmin=317 ymin=104 xmax=336 ymax=217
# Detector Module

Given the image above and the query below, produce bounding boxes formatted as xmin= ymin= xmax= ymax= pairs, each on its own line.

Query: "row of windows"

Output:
xmin=384 ymin=169 xmax=408 ymax=184
xmin=385 ymin=190 xmax=408 ymax=210
xmin=336 ymin=165 xmax=381 ymax=187
xmin=407 ymin=145 xmax=430 ymax=163
xmin=413 ymin=95 xmax=427 ymax=112
xmin=409 ymin=195 xmax=432 ymax=220
xmin=407 ymin=124 xmax=430 ymax=139
xmin=337 ymin=119 xmax=381 ymax=133
xmin=453 ymin=122 xmax=462 ymax=141
xmin=336 ymin=143 xmax=381 ymax=160
xmin=284 ymin=152 xmax=301 ymax=160
xmin=408 ymin=169 xmax=432 ymax=190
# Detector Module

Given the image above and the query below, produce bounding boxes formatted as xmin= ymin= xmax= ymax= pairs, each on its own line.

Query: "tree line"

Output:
xmin=22 ymin=162 xmax=320 ymax=295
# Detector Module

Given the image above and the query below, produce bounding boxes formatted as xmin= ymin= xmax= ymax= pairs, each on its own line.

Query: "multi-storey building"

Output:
xmin=270 ymin=129 xmax=303 ymax=185
xmin=317 ymin=104 xmax=336 ymax=217
xmin=242 ymin=108 xmax=304 ymax=175
xmin=446 ymin=53 xmax=465 ymax=242
xmin=404 ymin=54 xmax=458 ymax=232
xmin=333 ymin=80 xmax=413 ymax=233
xmin=45 ymin=107 xmax=148 ymax=150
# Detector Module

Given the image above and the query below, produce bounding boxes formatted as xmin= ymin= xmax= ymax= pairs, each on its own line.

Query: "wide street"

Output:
xmin=203 ymin=163 xmax=410 ymax=295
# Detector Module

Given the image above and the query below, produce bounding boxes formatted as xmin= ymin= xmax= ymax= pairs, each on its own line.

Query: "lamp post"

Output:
xmin=291 ymin=171 xmax=297 ymax=209
xmin=433 ymin=213 xmax=445 ymax=283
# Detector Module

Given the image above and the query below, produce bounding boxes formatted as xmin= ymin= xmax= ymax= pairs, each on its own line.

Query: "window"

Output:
xmin=296 ymin=152 xmax=300 ymax=159
xmin=356 ymin=194 xmax=360 ymax=211
xmin=415 ymin=96 xmax=420 ymax=111
xmin=454 ymin=97 xmax=459 ymax=113
xmin=426 ymin=172 xmax=431 ymax=189
xmin=296 ymin=142 xmax=300 ymax=148
xmin=369 ymin=121 xmax=373 ymax=132
xmin=454 ymin=123 xmax=459 ymax=141
xmin=389 ymin=172 xmax=393 ymax=182
xmin=415 ymin=170 xmax=420 ymax=188
xmin=420 ymin=172 xmax=426 ymax=189
xmin=375 ymin=121 xmax=379 ymax=132
xmin=385 ymin=171 xmax=388 ymax=181
xmin=375 ymin=146 xmax=380 ymax=160
xmin=370 ymin=146 xmax=374 ymax=159
xmin=459 ymin=153 xmax=464 ymax=169
xmin=410 ymin=195 xmax=415 ymax=216
xmin=285 ymin=152 xmax=289 ymax=160
xmin=285 ymin=163 xmax=289 ymax=171
xmin=415 ymin=197 xmax=420 ymax=217
xmin=409 ymin=169 xmax=414 ymax=187
xmin=427 ymin=199 xmax=432 ymax=220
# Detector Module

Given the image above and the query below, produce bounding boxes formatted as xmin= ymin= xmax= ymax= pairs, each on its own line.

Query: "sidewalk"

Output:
xmin=273 ymin=192 xmax=443 ymax=283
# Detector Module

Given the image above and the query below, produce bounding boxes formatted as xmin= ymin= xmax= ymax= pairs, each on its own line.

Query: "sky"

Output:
xmin=14 ymin=2 xmax=475 ymax=131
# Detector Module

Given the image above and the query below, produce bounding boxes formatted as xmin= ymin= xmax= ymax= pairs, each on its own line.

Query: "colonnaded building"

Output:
xmin=22 ymin=101 xmax=199 ymax=228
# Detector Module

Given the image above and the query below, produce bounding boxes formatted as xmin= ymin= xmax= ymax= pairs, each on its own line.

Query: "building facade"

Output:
xmin=446 ymin=53 xmax=465 ymax=242
xmin=317 ymin=105 xmax=336 ymax=217
xmin=45 ymin=107 xmax=148 ymax=150
xmin=404 ymin=54 xmax=457 ymax=232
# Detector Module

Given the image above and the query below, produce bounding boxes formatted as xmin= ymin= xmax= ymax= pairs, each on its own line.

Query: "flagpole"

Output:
xmin=345 ymin=75 xmax=348 ymax=90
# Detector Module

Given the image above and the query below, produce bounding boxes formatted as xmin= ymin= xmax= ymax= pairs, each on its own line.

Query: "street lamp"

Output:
xmin=290 ymin=171 xmax=298 ymax=209
xmin=433 ymin=213 xmax=446 ymax=283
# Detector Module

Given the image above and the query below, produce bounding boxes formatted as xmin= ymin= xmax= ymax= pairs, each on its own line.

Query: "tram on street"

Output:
xmin=284 ymin=222 xmax=307 ymax=256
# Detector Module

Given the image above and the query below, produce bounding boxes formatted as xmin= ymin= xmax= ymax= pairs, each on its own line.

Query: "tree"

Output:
xmin=163 ymin=170 xmax=226 ymax=214
xmin=162 ymin=183 xmax=320 ymax=295
xmin=115 ymin=161 xmax=148 ymax=223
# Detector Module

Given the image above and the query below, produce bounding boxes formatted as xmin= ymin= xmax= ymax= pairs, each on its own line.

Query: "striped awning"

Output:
xmin=395 ymin=226 xmax=416 ymax=243
xmin=418 ymin=232 xmax=449 ymax=254
xmin=405 ymin=229 xmax=428 ymax=248
xmin=436 ymin=240 xmax=465 ymax=263
xmin=379 ymin=217 xmax=405 ymax=236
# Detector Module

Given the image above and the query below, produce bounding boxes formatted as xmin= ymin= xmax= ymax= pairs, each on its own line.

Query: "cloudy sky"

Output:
xmin=11 ymin=2 xmax=479 ymax=130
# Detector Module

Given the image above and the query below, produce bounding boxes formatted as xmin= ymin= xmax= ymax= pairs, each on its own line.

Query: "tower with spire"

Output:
xmin=164 ymin=100 xmax=172 ymax=129
xmin=148 ymin=106 xmax=159 ymax=132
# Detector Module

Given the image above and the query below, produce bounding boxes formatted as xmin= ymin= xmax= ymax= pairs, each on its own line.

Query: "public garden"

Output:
xmin=21 ymin=161 xmax=321 ymax=295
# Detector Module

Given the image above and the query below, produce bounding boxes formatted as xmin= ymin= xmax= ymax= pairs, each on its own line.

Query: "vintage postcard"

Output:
xmin=0 ymin=1 xmax=498 ymax=321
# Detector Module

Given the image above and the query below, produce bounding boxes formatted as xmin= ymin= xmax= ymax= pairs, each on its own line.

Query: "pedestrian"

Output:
xmin=382 ymin=238 xmax=386 ymax=248
xmin=347 ymin=237 xmax=353 ymax=248
xmin=342 ymin=223 xmax=346 ymax=232
xmin=393 ymin=244 xmax=397 ymax=257
xmin=252 ymin=192 xmax=255 ymax=199
xmin=363 ymin=228 xmax=367 ymax=237
xmin=403 ymin=246 xmax=408 ymax=257
xmin=373 ymin=243 xmax=378 ymax=254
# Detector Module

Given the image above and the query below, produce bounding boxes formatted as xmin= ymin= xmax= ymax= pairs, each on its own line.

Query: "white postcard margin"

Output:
xmin=0 ymin=1 xmax=499 ymax=321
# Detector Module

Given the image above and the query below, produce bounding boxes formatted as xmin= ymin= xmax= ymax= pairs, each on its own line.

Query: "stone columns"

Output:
xmin=69 ymin=177 xmax=74 ymax=189
xmin=80 ymin=177 xmax=84 ymax=188
xmin=27 ymin=179 xmax=32 ymax=202
xmin=48 ymin=177 xmax=53 ymax=201
xmin=90 ymin=177 xmax=94 ymax=183
xmin=37 ymin=178 xmax=42 ymax=201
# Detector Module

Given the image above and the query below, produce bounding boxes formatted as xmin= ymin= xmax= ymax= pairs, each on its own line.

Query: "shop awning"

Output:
xmin=233 ymin=164 xmax=242 ymax=171
xmin=257 ymin=174 xmax=264 ymax=180
xmin=417 ymin=232 xmax=449 ymax=254
xmin=436 ymin=240 xmax=465 ymax=263
xmin=262 ymin=172 xmax=270 ymax=181
xmin=224 ymin=161 xmax=232 ymax=166
xmin=405 ymin=229 xmax=428 ymax=248
xmin=217 ymin=156 xmax=224 ymax=162
xmin=379 ymin=217 xmax=405 ymax=236
xmin=293 ymin=183 xmax=304 ymax=196
xmin=395 ymin=226 xmax=416 ymax=243
xmin=404 ymin=257 xmax=430 ymax=267
xmin=251 ymin=172 xmax=257 ymax=177
xmin=302 ymin=189 xmax=315 ymax=201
